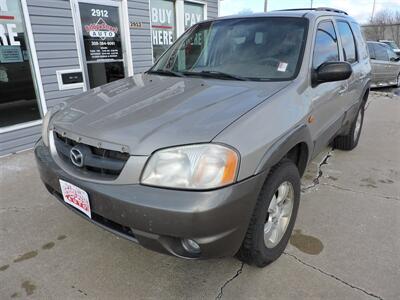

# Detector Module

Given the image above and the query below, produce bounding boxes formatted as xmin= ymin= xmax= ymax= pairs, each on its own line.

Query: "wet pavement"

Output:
xmin=0 ymin=89 xmax=399 ymax=299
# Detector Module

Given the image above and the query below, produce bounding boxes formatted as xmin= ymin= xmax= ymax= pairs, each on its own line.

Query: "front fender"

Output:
xmin=255 ymin=124 xmax=313 ymax=176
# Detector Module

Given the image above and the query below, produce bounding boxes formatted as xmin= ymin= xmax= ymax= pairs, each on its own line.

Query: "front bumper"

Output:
xmin=35 ymin=140 xmax=266 ymax=259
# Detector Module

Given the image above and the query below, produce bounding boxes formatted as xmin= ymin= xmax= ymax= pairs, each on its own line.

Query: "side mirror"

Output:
xmin=312 ymin=62 xmax=353 ymax=86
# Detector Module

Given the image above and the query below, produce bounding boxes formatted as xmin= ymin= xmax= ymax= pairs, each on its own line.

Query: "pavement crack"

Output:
xmin=302 ymin=148 xmax=334 ymax=193
xmin=284 ymin=252 xmax=384 ymax=300
xmin=215 ymin=262 xmax=244 ymax=300
xmin=323 ymin=183 xmax=400 ymax=202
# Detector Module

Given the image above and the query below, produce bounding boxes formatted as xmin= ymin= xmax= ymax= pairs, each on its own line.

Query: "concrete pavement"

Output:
xmin=0 ymin=90 xmax=399 ymax=299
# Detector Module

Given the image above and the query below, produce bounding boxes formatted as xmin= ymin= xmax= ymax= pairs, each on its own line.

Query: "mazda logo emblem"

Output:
xmin=70 ymin=147 xmax=84 ymax=168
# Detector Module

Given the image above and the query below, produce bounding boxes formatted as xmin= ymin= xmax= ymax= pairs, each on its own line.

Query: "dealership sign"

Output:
xmin=0 ymin=0 xmax=25 ymax=64
xmin=151 ymin=0 xmax=175 ymax=47
xmin=79 ymin=3 xmax=122 ymax=62
xmin=84 ymin=18 xmax=118 ymax=40
xmin=184 ymin=2 xmax=204 ymax=30
xmin=0 ymin=0 xmax=20 ymax=47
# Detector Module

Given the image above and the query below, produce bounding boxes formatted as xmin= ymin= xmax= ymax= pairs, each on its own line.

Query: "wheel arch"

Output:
xmin=255 ymin=124 xmax=313 ymax=177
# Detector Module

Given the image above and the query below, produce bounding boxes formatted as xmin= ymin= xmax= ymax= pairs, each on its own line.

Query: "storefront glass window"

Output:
xmin=150 ymin=0 xmax=176 ymax=61
xmin=184 ymin=1 xmax=204 ymax=30
xmin=0 ymin=0 xmax=40 ymax=128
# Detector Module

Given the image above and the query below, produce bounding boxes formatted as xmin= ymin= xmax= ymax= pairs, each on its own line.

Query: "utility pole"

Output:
xmin=264 ymin=0 xmax=268 ymax=12
xmin=371 ymin=0 xmax=376 ymax=22
xmin=311 ymin=0 xmax=313 ymax=8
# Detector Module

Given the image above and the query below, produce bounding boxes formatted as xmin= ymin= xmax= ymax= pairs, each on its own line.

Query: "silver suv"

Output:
xmin=35 ymin=8 xmax=371 ymax=267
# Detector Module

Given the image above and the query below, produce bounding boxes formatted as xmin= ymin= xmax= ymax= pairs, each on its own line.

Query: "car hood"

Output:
xmin=52 ymin=74 xmax=290 ymax=155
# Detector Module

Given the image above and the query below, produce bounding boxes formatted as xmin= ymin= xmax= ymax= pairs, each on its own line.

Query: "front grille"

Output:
xmin=54 ymin=132 xmax=129 ymax=179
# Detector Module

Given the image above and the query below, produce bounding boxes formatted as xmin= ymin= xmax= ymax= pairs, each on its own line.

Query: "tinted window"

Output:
xmin=337 ymin=21 xmax=357 ymax=63
xmin=313 ymin=21 xmax=339 ymax=69
xmin=374 ymin=44 xmax=389 ymax=61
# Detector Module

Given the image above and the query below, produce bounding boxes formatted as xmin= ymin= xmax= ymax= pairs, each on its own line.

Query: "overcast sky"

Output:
xmin=220 ymin=0 xmax=400 ymax=24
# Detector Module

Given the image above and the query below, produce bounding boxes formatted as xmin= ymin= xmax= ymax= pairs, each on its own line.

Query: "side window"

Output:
xmin=386 ymin=47 xmax=398 ymax=61
xmin=367 ymin=43 xmax=375 ymax=59
xmin=374 ymin=44 xmax=389 ymax=61
xmin=351 ymin=22 xmax=368 ymax=60
xmin=337 ymin=21 xmax=357 ymax=63
xmin=313 ymin=21 xmax=339 ymax=69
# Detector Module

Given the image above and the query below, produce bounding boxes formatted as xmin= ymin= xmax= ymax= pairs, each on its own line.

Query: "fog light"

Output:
xmin=181 ymin=239 xmax=201 ymax=254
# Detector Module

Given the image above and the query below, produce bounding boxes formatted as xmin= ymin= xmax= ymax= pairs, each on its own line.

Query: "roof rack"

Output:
xmin=277 ymin=7 xmax=348 ymax=15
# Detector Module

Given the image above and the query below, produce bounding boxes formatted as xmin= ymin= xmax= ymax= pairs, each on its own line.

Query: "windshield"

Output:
xmin=151 ymin=17 xmax=308 ymax=81
xmin=383 ymin=41 xmax=399 ymax=49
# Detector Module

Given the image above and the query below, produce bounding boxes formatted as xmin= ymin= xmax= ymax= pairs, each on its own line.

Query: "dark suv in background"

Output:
xmin=35 ymin=8 xmax=371 ymax=267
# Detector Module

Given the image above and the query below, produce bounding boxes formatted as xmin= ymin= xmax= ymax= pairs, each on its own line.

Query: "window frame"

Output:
xmin=336 ymin=20 xmax=359 ymax=65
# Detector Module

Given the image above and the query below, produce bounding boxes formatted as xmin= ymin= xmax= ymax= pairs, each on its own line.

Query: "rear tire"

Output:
xmin=333 ymin=104 xmax=365 ymax=151
xmin=237 ymin=159 xmax=300 ymax=268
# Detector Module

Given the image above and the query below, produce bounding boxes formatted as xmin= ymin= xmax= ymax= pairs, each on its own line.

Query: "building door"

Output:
xmin=73 ymin=0 xmax=128 ymax=89
xmin=0 ymin=0 xmax=41 ymax=128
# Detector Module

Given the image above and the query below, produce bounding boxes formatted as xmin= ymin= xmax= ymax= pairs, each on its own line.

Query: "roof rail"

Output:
xmin=277 ymin=7 xmax=348 ymax=15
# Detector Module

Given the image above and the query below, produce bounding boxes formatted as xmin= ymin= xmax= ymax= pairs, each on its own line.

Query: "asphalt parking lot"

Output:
xmin=1 ymin=89 xmax=399 ymax=300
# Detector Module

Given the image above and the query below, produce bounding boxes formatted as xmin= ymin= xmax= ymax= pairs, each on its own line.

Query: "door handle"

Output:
xmin=358 ymin=73 xmax=367 ymax=81
xmin=338 ymin=86 xmax=347 ymax=95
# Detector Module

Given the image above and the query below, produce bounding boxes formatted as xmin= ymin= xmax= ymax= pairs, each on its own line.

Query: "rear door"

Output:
xmin=335 ymin=20 xmax=362 ymax=114
xmin=373 ymin=43 xmax=391 ymax=85
xmin=385 ymin=47 xmax=400 ymax=84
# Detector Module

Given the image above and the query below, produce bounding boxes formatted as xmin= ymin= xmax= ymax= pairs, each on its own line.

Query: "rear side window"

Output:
xmin=313 ymin=21 xmax=339 ymax=69
xmin=351 ymin=22 xmax=369 ymax=60
xmin=337 ymin=21 xmax=357 ymax=63
xmin=374 ymin=44 xmax=389 ymax=61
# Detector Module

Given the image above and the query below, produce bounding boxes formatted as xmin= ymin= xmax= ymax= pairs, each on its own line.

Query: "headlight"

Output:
xmin=41 ymin=104 xmax=64 ymax=147
xmin=141 ymin=144 xmax=239 ymax=190
xmin=41 ymin=110 xmax=52 ymax=147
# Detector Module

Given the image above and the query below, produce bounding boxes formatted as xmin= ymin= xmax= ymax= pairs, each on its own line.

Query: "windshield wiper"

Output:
xmin=183 ymin=70 xmax=249 ymax=81
xmin=147 ymin=69 xmax=185 ymax=77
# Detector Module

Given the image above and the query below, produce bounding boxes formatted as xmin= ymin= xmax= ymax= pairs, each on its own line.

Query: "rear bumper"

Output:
xmin=35 ymin=140 xmax=266 ymax=259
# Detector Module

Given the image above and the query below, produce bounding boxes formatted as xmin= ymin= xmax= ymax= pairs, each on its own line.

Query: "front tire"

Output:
xmin=333 ymin=104 xmax=365 ymax=151
xmin=237 ymin=159 xmax=300 ymax=267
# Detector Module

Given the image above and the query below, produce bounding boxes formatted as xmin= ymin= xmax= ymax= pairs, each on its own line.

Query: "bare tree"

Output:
xmin=363 ymin=9 xmax=400 ymax=45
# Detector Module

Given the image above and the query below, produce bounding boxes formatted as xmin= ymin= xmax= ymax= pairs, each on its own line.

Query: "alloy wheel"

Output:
xmin=264 ymin=181 xmax=294 ymax=248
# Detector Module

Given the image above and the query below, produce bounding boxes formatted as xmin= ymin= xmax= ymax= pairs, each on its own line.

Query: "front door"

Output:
xmin=309 ymin=19 xmax=345 ymax=156
xmin=74 ymin=0 xmax=127 ymax=89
